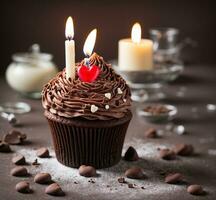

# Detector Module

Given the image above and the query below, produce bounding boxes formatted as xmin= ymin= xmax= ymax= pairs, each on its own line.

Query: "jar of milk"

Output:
xmin=6 ymin=44 xmax=58 ymax=99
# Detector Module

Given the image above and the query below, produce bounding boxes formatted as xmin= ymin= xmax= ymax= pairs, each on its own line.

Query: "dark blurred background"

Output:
xmin=1 ymin=0 xmax=215 ymax=75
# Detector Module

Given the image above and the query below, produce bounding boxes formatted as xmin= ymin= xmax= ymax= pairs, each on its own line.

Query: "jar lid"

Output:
xmin=12 ymin=44 xmax=53 ymax=63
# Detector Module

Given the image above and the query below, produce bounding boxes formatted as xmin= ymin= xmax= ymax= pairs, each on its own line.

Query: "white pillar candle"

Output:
xmin=118 ymin=23 xmax=153 ymax=71
xmin=65 ymin=16 xmax=75 ymax=79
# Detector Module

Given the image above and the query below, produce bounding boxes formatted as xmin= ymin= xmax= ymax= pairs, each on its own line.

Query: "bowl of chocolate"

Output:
xmin=137 ymin=104 xmax=177 ymax=123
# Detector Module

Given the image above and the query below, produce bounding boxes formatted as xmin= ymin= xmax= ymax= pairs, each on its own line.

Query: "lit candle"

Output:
xmin=118 ymin=23 xmax=153 ymax=71
xmin=83 ymin=29 xmax=97 ymax=66
xmin=78 ymin=29 xmax=99 ymax=83
xmin=65 ymin=16 xmax=75 ymax=79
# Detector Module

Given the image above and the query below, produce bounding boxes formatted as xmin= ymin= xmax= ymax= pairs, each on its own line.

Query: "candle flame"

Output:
xmin=83 ymin=29 xmax=97 ymax=56
xmin=65 ymin=16 xmax=74 ymax=39
xmin=131 ymin=23 xmax=141 ymax=43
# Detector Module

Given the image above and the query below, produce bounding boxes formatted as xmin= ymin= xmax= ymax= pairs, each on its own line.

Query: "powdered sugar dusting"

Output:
xmin=17 ymin=140 xmax=182 ymax=199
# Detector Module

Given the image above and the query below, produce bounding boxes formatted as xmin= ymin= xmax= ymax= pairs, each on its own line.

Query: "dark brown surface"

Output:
xmin=0 ymin=64 xmax=216 ymax=199
xmin=1 ymin=0 xmax=216 ymax=76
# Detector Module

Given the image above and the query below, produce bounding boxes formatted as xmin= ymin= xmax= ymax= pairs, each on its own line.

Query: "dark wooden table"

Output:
xmin=0 ymin=65 xmax=216 ymax=200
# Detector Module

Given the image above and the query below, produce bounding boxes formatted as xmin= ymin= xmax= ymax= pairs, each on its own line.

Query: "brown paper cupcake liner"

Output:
xmin=45 ymin=110 xmax=132 ymax=169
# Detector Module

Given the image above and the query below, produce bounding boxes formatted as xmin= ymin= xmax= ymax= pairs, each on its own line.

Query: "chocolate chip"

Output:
xmin=117 ymin=177 xmax=127 ymax=183
xmin=11 ymin=166 xmax=28 ymax=177
xmin=173 ymin=144 xmax=194 ymax=156
xmin=88 ymin=179 xmax=95 ymax=183
xmin=78 ymin=165 xmax=96 ymax=177
xmin=125 ymin=167 xmax=145 ymax=179
xmin=124 ymin=146 xmax=139 ymax=161
xmin=15 ymin=181 xmax=32 ymax=193
xmin=187 ymin=184 xmax=204 ymax=195
xmin=45 ymin=183 xmax=65 ymax=196
xmin=34 ymin=173 xmax=52 ymax=184
xmin=145 ymin=128 xmax=158 ymax=138
xmin=3 ymin=130 xmax=26 ymax=145
xmin=32 ymin=159 xmax=40 ymax=166
xmin=128 ymin=183 xmax=134 ymax=188
xmin=0 ymin=142 xmax=11 ymax=152
xmin=165 ymin=173 xmax=183 ymax=184
xmin=12 ymin=155 xmax=26 ymax=165
xmin=159 ymin=149 xmax=176 ymax=160
xmin=141 ymin=186 xmax=145 ymax=190
xmin=36 ymin=147 xmax=50 ymax=158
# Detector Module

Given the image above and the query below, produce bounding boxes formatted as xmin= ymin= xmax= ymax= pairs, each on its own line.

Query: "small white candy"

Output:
xmin=123 ymin=99 xmax=126 ymax=102
xmin=117 ymin=88 xmax=123 ymax=94
xmin=105 ymin=93 xmax=111 ymax=99
xmin=105 ymin=105 xmax=109 ymax=110
xmin=90 ymin=105 xmax=98 ymax=113
xmin=50 ymin=108 xmax=57 ymax=114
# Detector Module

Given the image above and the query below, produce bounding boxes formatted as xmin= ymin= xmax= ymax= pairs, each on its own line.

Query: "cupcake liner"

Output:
xmin=45 ymin=110 xmax=132 ymax=169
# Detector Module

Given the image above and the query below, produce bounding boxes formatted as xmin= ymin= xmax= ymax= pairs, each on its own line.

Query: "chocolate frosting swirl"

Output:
xmin=42 ymin=53 xmax=131 ymax=120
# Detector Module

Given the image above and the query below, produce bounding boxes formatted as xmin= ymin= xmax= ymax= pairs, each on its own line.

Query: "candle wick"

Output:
xmin=67 ymin=36 xmax=72 ymax=41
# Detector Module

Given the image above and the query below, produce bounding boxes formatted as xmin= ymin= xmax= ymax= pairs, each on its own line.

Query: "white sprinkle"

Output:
xmin=105 ymin=93 xmax=111 ymax=99
xmin=90 ymin=105 xmax=98 ymax=113
xmin=123 ymin=99 xmax=126 ymax=103
xmin=50 ymin=108 xmax=57 ymax=114
xmin=117 ymin=88 xmax=123 ymax=94
xmin=105 ymin=105 xmax=109 ymax=110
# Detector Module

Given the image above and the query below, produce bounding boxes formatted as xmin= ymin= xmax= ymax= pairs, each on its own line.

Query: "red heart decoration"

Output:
xmin=78 ymin=65 xmax=100 ymax=82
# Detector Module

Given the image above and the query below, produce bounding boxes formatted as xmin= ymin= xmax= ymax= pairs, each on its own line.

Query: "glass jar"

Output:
xmin=6 ymin=44 xmax=58 ymax=99
xmin=149 ymin=28 xmax=180 ymax=64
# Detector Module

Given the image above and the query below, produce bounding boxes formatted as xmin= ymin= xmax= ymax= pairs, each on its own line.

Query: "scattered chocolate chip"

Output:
xmin=32 ymin=159 xmax=40 ymax=166
xmin=34 ymin=173 xmax=52 ymax=184
xmin=45 ymin=183 xmax=65 ymax=196
xmin=124 ymin=146 xmax=139 ymax=161
xmin=12 ymin=155 xmax=26 ymax=165
xmin=141 ymin=186 xmax=145 ymax=190
xmin=117 ymin=177 xmax=127 ymax=183
xmin=0 ymin=142 xmax=11 ymax=152
xmin=36 ymin=147 xmax=50 ymax=158
xmin=128 ymin=183 xmax=134 ymax=188
xmin=159 ymin=149 xmax=176 ymax=160
xmin=145 ymin=128 xmax=158 ymax=138
xmin=187 ymin=184 xmax=204 ymax=195
xmin=11 ymin=166 xmax=28 ymax=177
xmin=3 ymin=130 xmax=26 ymax=145
xmin=88 ymin=179 xmax=95 ymax=183
xmin=74 ymin=181 xmax=78 ymax=184
xmin=125 ymin=167 xmax=145 ymax=179
xmin=173 ymin=144 xmax=194 ymax=156
xmin=165 ymin=173 xmax=183 ymax=184
xmin=79 ymin=165 xmax=96 ymax=177
xmin=15 ymin=181 xmax=32 ymax=193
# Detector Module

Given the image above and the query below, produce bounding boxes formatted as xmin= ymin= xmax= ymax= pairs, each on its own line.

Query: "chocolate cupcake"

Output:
xmin=42 ymin=53 xmax=132 ymax=169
